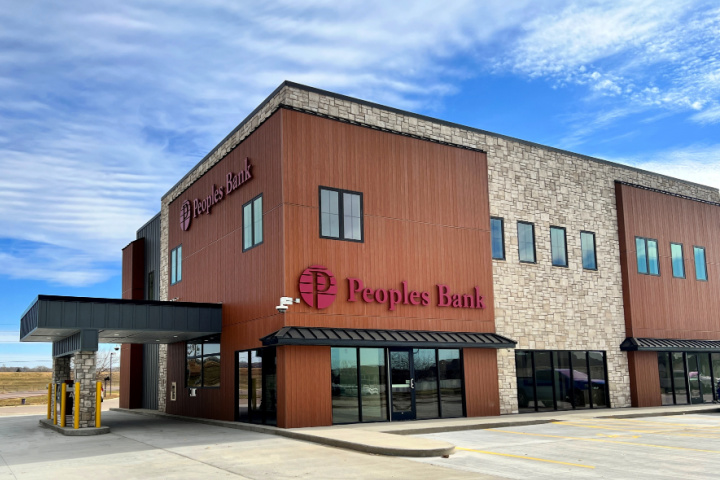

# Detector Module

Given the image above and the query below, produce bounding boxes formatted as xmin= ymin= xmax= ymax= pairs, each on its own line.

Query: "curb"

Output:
xmin=39 ymin=418 xmax=111 ymax=436
xmin=109 ymin=408 xmax=454 ymax=457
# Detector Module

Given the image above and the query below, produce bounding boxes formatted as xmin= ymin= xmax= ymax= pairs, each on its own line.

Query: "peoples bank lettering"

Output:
xmin=298 ymin=265 xmax=486 ymax=311
xmin=348 ymin=278 xmax=485 ymax=311
xmin=179 ymin=157 xmax=253 ymax=231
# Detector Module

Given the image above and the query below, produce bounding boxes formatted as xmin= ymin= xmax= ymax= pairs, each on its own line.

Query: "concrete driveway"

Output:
xmin=410 ymin=412 xmax=720 ymax=479
xmin=0 ymin=409 xmax=496 ymax=479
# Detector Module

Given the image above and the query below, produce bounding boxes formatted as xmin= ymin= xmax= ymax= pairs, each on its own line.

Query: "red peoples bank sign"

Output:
xmin=180 ymin=157 xmax=253 ymax=231
xmin=299 ymin=265 xmax=486 ymax=311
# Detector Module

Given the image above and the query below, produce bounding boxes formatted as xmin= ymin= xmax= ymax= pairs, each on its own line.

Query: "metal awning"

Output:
xmin=261 ymin=326 xmax=516 ymax=349
xmin=20 ymin=295 xmax=222 ymax=356
xmin=620 ymin=337 xmax=720 ymax=352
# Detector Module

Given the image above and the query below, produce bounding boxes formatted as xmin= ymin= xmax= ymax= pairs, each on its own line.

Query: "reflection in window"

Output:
xmin=237 ymin=347 xmax=276 ymax=425
xmin=636 ymin=237 xmax=659 ymax=275
xmin=658 ymin=352 xmax=673 ymax=406
xmin=515 ymin=350 xmax=608 ymax=412
xmin=490 ymin=217 xmax=505 ymax=260
xmin=359 ymin=348 xmax=387 ymax=422
xmin=550 ymin=226 xmax=567 ymax=267
xmin=438 ymin=349 xmax=463 ymax=418
xmin=694 ymin=246 xmax=707 ymax=281
xmin=581 ymin=231 xmax=597 ymax=270
xmin=517 ymin=221 xmax=536 ymax=263
xmin=331 ymin=348 xmax=359 ymax=424
xmin=171 ymin=245 xmax=182 ymax=284
xmin=320 ymin=187 xmax=363 ymax=242
xmin=671 ymin=243 xmax=685 ymax=278
xmin=243 ymin=194 xmax=263 ymax=251
xmin=672 ymin=352 xmax=688 ymax=405
xmin=414 ymin=349 xmax=438 ymax=420
xmin=186 ymin=337 xmax=220 ymax=388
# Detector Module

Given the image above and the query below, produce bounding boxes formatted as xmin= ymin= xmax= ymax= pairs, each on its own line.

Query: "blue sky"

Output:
xmin=2 ymin=1 xmax=720 ymax=366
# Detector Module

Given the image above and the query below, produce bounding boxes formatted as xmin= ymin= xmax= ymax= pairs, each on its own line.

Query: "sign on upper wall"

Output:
xmin=179 ymin=157 xmax=253 ymax=232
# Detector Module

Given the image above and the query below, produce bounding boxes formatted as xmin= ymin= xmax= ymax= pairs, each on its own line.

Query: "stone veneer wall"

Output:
xmin=51 ymin=356 xmax=71 ymax=419
xmin=73 ymin=351 xmax=97 ymax=428
xmin=157 ymin=344 xmax=167 ymax=412
xmin=158 ymin=83 xmax=720 ymax=416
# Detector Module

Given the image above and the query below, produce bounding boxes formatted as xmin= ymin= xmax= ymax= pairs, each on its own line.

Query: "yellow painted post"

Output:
xmin=60 ymin=383 xmax=67 ymax=427
xmin=52 ymin=383 xmax=58 ymax=425
xmin=46 ymin=383 xmax=52 ymax=419
xmin=74 ymin=381 xmax=80 ymax=429
xmin=95 ymin=381 xmax=102 ymax=428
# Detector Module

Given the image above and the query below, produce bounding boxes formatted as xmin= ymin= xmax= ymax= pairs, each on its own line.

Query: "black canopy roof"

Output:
xmin=261 ymin=326 xmax=516 ymax=349
xmin=621 ymin=337 xmax=720 ymax=352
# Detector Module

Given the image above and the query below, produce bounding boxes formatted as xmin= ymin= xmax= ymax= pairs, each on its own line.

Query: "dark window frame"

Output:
xmin=490 ymin=217 xmax=505 ymax=260
xmin=171 ymin=244 xmax=182 ymax=285
xmin=580 ymin=231 xmax=598 ymax=271
xmin=242 ymin=194 xmax=263 ymax=252
xmin=636 ymin=236 xmax=660 ymax=276
xmin=694 ymin=245 xmax=708 ymax=281
xmin=550 ymin=225 xmax=568 ymax=268
xmin=235 ymin=347 xmax=277 ymax=425
xmin=670 ymin=242 xmax=685 ymax=279
xmin=319 ymin=186 xmax=364 ymax=243
xmin=517 ymin=221 xmax=537 ymax=264
xmin=186 ymin=337 xmax=221 ymax=389
xmin=147 ymin=271 xmax=155 ymax=300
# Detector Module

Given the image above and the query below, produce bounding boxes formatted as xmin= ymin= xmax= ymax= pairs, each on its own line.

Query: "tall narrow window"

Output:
xmin=580 ymin=231 xmax=597 ymax=270
xmin=171 ymin=245 xmax=182 ymax=285
xmin=670 ymin=243 xmax=685 ymax=278
xmin=636 ymin=237 xmax=659 ymax=276
xmin=694 ymin=246 xmax=708 ymax=281
xmin=550 ymin=226 xmax=567 ymax=267
xmin=320 ymin=187 xmax=363 ymax=242
xmin=490 ymin=217 xmax=505 ymax=260
xmin=147 ymin=271 xmax=155 ymax=300
xmin=517 ymin=221 xmax=536 ymax=263
xmin=243 ymin=194 xmax=263 ymax=251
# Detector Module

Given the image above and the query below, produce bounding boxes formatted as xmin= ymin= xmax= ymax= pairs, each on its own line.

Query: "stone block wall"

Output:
xmin=157 ymin=344 xmax=167 ymax=412
xmin=73 ymin=351 xmax=97 ymax=428
xmin=156 ymin=82 xmax=720 ymax=417
xmin=51 ymin=356 xmax=71 ymax=418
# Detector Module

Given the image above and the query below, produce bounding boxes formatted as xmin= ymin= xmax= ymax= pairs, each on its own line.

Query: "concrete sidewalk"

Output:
xmin=113 ymin=403 xmax=720 ymax=458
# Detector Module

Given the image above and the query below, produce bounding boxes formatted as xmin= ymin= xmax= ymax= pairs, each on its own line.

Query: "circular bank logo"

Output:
xmin=299 ymin=265 xmax=337 ymax=309
xmin=180 ymin=200 xmax=192 ymax=231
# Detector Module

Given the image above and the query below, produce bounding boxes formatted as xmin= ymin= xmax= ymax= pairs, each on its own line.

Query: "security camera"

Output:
xmin=276 ymin=304 xmax=289 ymax=313
xmin=276 ymin=296 xmax=295 ymax=313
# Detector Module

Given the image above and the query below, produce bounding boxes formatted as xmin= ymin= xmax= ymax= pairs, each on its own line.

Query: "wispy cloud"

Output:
xmin=608 ymin=144 xmax=720 ymax=189
xmin=1 ymin=1 xmax=719 ymax=286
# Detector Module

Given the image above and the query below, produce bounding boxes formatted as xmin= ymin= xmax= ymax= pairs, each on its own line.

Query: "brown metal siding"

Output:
xmin=119 ymin=343 xmax=143 ymax=409
xmin=616 ymin=183 xmax=720 ymax=339
xmin=627 ymin=351 xmax=662 ymax=407
xmin=121 ymin=238 xmax=145 ymax=300
xmin=280 ymin=109 xmax=495 ymax=334
xmin=277 ymin=345 xmax=332 ymax=428
xmin=463 ymin=348 xmax=500 ymax=416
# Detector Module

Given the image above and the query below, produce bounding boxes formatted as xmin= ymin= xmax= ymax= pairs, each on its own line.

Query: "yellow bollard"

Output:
xmin=95 ymin=381 xmax=102 ymax=428
xmin=60 ymin=383 xmax=67 ymax=427
xmin=74 ymin=381 xmax=80 ymax=429
xmin=46 ymin=383 xmax=52 ymax=420
xmin=53 ymin=383 xmax=58 ymax=425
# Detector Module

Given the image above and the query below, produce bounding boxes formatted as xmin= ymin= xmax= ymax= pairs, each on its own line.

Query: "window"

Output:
xmin=186 ymin=337 xmax=220 ymax=388
xmin=320 ymin=187 xmax=363 ymax=242
xmin=550 ymin=226 xmax=567 ymax=267
xmin=515 ymin=350 xmax=608 ymax=412
xmin=580 ymin=231 xmax=597 ymax=270
xmin=243 ymin=194 xmax=263 ymax=251
xmin=636 ymin=237 xmax=659 ymax=275
xmin=694 ymin=246 xmax=708 ymax=281
xmin=490 ymin=217 xmax=505 ymax=260
xmin=171 ymin=245 xmax=182 ymax=285
xmin=517 ymin=221 xmax=536 ymax=263
xmin=237 ymin=347 xmax=277 ymax=425
xmin=670 ymin=243 xmax=685 ymax=278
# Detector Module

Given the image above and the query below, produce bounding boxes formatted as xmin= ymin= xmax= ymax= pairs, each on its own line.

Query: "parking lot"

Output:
xmin=411 ymin=413 xmax=720 ymax=479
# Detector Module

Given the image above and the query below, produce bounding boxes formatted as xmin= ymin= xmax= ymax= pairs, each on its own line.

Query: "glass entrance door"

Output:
xmin=389 ymin=349 xmax=415 ymax=420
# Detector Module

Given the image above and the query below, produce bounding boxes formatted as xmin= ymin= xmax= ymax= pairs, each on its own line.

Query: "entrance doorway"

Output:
xmin=389 ymin=349 xmax=415 ymax=420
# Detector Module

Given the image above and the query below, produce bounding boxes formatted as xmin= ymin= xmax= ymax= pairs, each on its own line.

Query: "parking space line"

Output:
xmin=456 ymin=447 xmax=595 ymax=469
xmin=490 ymin=429 xmax=720 ymax=453
xmin=575 ymin=418 xmax=720 ymax=428
xmin=551 ymin=421 xmax=657 ymax=433
xmin=553 ymin=421 xmax=720 ymax=438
